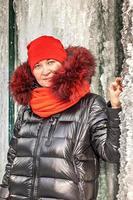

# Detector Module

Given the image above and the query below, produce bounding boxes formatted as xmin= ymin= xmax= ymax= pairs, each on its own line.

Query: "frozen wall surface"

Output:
xmin=117 ymin=0 xmax=133 ymax=200
xmin=0 ymin=0 xmax=9 ymax=182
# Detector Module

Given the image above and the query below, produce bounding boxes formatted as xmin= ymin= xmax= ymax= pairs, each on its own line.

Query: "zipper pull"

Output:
xmin=45 ymin=117 xmax=58 ymax=146
xmin=51 ymin=118 xmax=57 ymax=125
xmin=49 ymin=117 xmax=57 ymax=125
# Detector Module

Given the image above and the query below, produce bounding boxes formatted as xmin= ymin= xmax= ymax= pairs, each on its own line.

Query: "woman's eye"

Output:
xmin=34 ymin=64 xmax=41 ymax=68
xmin=47 ymin=60 xmax=55 ymax=65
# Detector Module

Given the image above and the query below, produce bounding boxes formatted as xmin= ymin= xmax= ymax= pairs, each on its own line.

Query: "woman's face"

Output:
xmin=33 ymin=59 xmax=62 ymax=87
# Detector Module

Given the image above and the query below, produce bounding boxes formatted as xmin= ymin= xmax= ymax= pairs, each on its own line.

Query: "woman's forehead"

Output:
xmin=37 ymin=59 xmax=56 ymax=64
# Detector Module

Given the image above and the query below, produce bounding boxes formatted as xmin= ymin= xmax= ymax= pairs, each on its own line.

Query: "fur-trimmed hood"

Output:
xmin=10 ymin=46 xmax=96 ymax=105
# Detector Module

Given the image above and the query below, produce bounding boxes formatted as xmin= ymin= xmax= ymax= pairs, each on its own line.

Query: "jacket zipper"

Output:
xmin=31 ymin=117 xmax=58 ymax=199
xmin=31 ymin=120 xmax=44 ymax=200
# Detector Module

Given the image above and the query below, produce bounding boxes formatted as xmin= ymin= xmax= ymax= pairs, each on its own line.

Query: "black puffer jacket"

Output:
xmin=0 ymin=46 xmax=121 ymax=199
xmin=0 ymin=93 xmax=121 ymax=200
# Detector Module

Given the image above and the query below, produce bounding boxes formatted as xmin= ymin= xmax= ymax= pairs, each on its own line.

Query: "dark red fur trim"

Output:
xmin=9 ymin=46 xmax=96 ymax=105
xmin=51 ymin=46 xmax=96 ymax=100
xmin=9 ymin=62 xmax=35 ymax=105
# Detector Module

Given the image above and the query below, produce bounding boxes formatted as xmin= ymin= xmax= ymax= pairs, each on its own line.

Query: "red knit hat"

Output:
xmin=27 ymin=35 xmax=67 ymax=70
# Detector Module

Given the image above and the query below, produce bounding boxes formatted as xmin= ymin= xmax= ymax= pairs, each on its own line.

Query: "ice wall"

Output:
xmin=117 ymin=0 xmax=133 ymax=199
xmin=0 ymin=0 xmax=9 ymax=182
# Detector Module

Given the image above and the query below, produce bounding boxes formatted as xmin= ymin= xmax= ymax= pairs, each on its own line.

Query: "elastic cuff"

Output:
xmin=108 ymin=107 xmax=121 ymax=119
xmin=107 ymin=101 xmax=122 ymax=110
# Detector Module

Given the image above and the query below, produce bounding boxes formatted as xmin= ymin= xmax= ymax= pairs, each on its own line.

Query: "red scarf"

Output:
xmin=30 ymin=81 xmax=90 ymax=117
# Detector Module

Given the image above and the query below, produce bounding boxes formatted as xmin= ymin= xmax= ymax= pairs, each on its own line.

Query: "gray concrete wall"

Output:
xmin=0 ymin=0 xmax=9 ymax=182
xmin=117 ymin=0 xmax=133 ymax=199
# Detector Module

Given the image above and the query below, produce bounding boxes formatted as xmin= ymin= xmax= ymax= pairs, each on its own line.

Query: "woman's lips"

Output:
xmin=42 ymin=77 xmax=52 ymax=80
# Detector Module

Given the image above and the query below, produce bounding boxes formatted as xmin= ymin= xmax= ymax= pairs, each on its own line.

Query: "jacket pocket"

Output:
xmin=74 ymin=152 xmax=100 ymax=182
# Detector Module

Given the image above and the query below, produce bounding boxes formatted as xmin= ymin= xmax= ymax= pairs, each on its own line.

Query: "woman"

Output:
xmin=0 ymin=35 xmax=122 ymax=200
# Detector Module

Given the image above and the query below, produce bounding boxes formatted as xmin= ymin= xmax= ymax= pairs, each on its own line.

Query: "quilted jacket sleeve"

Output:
xmin=0 ymin=106 xmax=26 ymax=199
xmin=89 ymin=95 xmax=121 ymax=163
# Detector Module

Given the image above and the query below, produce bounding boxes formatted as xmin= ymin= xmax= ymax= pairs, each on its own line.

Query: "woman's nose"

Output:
xmin=42 ymin=66 xmax=51 ymax=75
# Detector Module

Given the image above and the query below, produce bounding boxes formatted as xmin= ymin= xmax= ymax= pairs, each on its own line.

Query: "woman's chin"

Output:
xmin=40 ymin=82 xmax=52 ymax=88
